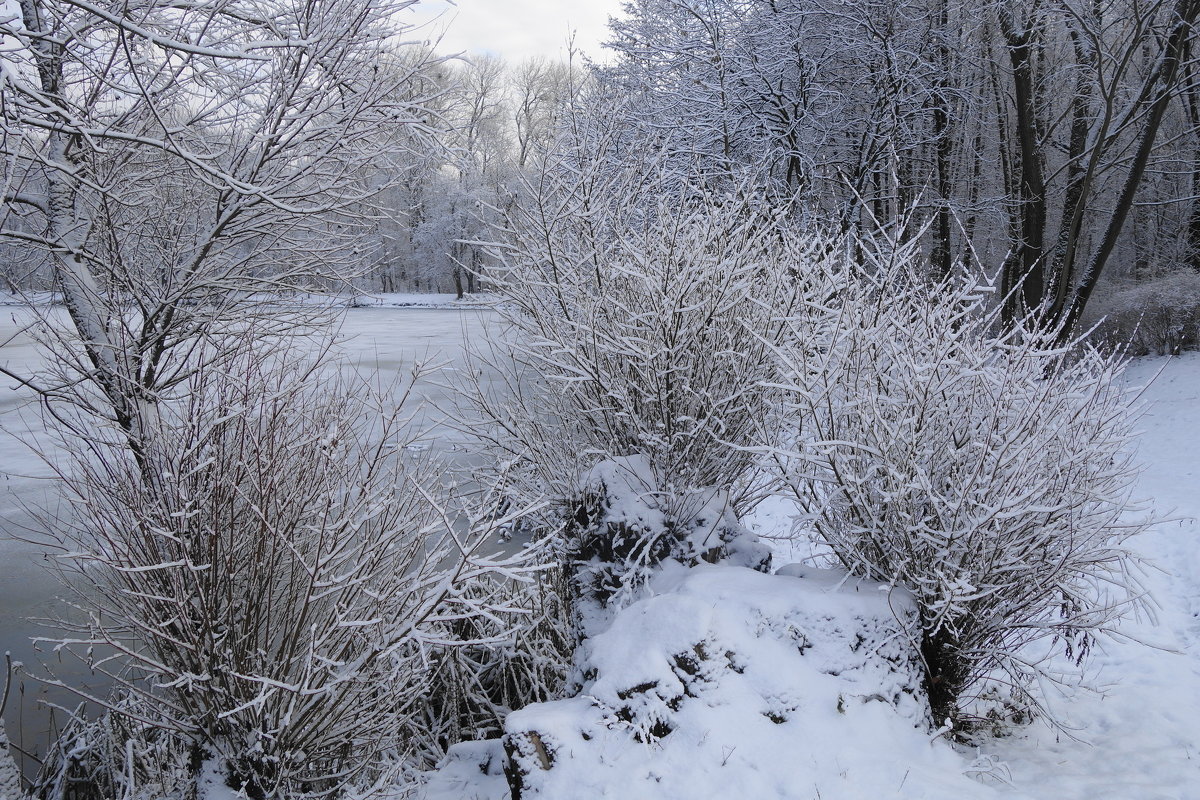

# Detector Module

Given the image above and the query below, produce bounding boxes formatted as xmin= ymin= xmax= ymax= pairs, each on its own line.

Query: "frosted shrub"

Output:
xmin=37 ymin=340 xmax=529 ymax=798
xmin=22 ymin=695 xmax=195 ymax=800
xmin=469 ymin=147 xmax=806 ymax=603
xmin=771 ymin=254 xmax=1150 ymax=728
xmin=1088 ymin=270 xmax=1200 ymax=355
xmin=413 ymin=566 xmax=574 ymax=750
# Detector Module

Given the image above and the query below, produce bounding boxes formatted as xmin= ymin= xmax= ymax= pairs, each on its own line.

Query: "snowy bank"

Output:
xmin=423 ymin=564 xmax=1005 ymax=800
xmin=0 ymin=291 xmax=496 ymax=310
xmin=341 ymin=292 xmax=496 ymax=309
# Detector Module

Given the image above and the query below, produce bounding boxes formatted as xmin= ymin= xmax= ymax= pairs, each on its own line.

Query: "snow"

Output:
xmin=980 ymin=354 xmax=1200 ymax=799
xmin=334 ymin=292 xmax=493 ymax=309
xmin=0 ymin=719 xmax=20 ymax=800
xmin=425 ymin=563 xmax=1000 ymax=800
xmin=580 ymin=455 xmax=667 ymax=536
xmin=0 ymin=291 xmax=492 ymax=310
xmin=197 ymin=758 xmax=241 ymax=800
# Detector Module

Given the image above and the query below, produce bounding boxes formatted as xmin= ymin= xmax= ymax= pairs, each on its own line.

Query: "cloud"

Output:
xmin=406 ymin=0 xmax=621 ymax=62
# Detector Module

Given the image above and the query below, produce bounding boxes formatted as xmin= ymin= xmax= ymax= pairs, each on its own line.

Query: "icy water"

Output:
xmin=0 ymin=305 xmax=497 ymax=776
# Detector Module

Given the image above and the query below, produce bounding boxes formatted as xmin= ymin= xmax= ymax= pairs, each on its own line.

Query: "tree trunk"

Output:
xmin=930 ymin=0 xmax=954 ymax=280
xmin=1000 ymin=7 xmax=1048 ymax=322
xmin=22 ymin=0 xmax=159 ymax=474
xmin=1064 ymin=0 xmax=1200 ymax=334
xmin=1046 ymin=26 xmax=1098 ymax=321
xmin=1185 ymin=63 xmax=1200 ymax=270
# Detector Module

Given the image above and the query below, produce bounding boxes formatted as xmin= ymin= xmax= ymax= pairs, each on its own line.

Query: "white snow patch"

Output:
xmin=978 ymin=353 xmax=1200 ymax=799
xmin=418 ymin=740 xmax=509 ymax=800
xmin=579 ymin=454 xmax=667 ymax=535
xmin=197 ymin=758 xmax=240 ymax=800
xmin=499 ymin=564 xmax=1002 ymax=800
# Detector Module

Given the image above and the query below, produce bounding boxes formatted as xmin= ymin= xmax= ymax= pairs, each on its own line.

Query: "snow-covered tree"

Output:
xmin=0 ymin=3 xmax=545 ymax=795
xmin=512 ymin=57 xmax=573 ymax=170
xmin=0 ymin=0 xmax=441 ymax=472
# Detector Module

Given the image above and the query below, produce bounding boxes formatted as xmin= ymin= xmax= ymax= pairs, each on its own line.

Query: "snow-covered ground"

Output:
xmin=343 ymin=292 xmax=494 ymax=309
xmin=978 ymin=354 xmax=1200 ymax=800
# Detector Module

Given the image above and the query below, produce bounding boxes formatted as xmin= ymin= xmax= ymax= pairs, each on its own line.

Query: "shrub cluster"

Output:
xmin=477 ymin=147 xmax=1151 ymax=732
xmin=466 ymin=154 xmax=805 ymax=604
xmin=1087 ymin=270 xmax=1200 ymax=355
xmin=14 ymin=183 xmax=1155 ymax=798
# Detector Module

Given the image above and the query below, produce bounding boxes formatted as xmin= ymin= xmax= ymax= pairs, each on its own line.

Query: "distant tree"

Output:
xmin=996 ymin=0 xmax=1200 ymax=332
xmin=512 ymin=57 xmax=573 ymax=169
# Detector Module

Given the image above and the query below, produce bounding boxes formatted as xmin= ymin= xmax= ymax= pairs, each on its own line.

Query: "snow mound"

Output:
xmin=498 ymin=564 xmax=1000 ymax=800
xmin=569 ymin=456 xmax=773 ymax=609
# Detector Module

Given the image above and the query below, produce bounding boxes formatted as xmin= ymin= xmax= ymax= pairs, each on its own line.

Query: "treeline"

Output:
xmin=8 ymin=0 xmax=1200 ymax=331
xmin=597 ymin=0 xmax=1200 ymax=338
xmin=369 ymin=54 xmax=574 ymax=296
xmin=0 ymin=35 xmax=574 ymax=300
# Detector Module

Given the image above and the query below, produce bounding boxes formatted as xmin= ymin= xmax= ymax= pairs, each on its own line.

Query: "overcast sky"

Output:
xmin=405 ymin=0 xmax=625 ymax=63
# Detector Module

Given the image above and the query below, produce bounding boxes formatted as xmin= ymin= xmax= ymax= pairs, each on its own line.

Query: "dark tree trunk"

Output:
xmin=1046 ymin=26 xmax=1097 ymax=321
xmin=930 ymin=0 xmax=954 ymax=280
xmin=1185 ymin=63 xmax=1200 ymax=270
xmin=1000 ymin=8 xmax=1048 ymax=323
xmin=1064 ymin=0 xmax=1200 ymax=335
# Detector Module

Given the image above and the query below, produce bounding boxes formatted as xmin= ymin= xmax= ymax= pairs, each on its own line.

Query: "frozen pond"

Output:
xmin=0 ymin=305 xmax=497 ymax=774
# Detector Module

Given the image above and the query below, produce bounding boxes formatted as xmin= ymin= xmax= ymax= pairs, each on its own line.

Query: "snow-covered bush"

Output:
xmin=412 ymin=566 xmax=575 ymax=754
xmin=0 ymin=721 xmax=19 ymax=800
xmin=467 ymin=140 xmax=808 ymax=603
xmin=770 ymin=252 xmax=1150 ymax=729
xmin=564 ymin=456 xmax=772 ymax=609
xmin=20 ymin=694 xmax=199 ymax=800
xmin=36 ymin=338 xmax=530 ymax=798
xmin=1088 ymin=270 xmax=1200 ymax=355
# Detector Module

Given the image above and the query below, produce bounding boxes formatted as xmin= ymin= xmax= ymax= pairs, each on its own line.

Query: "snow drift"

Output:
xmin=425 ymin=563 xmax=1006 ymax=800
